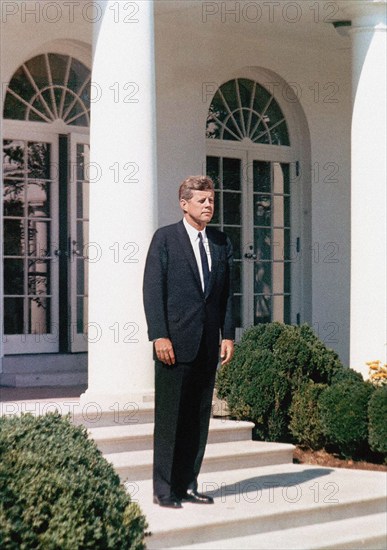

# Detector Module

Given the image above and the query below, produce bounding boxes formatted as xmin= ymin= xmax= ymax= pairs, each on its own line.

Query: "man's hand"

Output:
xmin=154 ymin=338 xmax=176 ymax=365
xmin=220 ymin=339 xmax=234 ymax=365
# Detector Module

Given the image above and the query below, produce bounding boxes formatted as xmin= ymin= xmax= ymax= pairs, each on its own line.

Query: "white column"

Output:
xmin=81 ymin=0 xmax=157 ymax=408
xmin=346 ymin=2 xmax=387 ymax=377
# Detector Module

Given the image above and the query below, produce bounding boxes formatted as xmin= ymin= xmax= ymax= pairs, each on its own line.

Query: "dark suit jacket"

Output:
xmin=143 ymin=220 xmax=235 ymax=364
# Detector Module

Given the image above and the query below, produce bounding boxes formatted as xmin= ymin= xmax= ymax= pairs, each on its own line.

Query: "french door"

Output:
xmin=207 ymin=144 xmax=300 ymax=337
xmin=3 ymin=125 xmax=89 ymax=354
xmin=68 ymin=134 xmax=89 ymax=352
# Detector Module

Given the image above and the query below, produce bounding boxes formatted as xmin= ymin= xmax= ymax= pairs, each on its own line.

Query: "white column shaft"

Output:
xmin=350 ymin=6 xmax=387 ymax=377
xmin=82 ymin=0 xmax=156 ymax=408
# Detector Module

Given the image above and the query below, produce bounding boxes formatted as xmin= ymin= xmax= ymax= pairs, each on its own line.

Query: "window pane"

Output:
xmin=223 ymin=157 xmax=241 ymax=190
xmin=3 ymin=93 xmax=26 ymax=120
xmin=232 ymin=260 xmax=242 ymax=293
xmin=77 ymin=220 xmax=89 ymax=251
xmin=77 ymin=181 xmax=89 ymax=219
xmin=27 ymin=181 xmax=50 ymax=217
xmin=254 ymin=228 xmax=271 ymax=261
xmin=3 ymin=140 xmax=25 ymax=177
xmin=206 ymin=156 xmax=220 ymax=188
xmin=253 ymin=84 xmax=272 ymax=114
xmin=4 ymin=298 xmax=24 ymax=334
xmin=284 ymin=262 xmax=291 ymax=294
xmin=28 ymin=259 xmax=50 ymax=295
xmin=254 ymin=194 xmax=271 ymax=227
xmin=68 ymin=58 xmax=90 ymax=95
xmin=28 ymin=142 xmax=51 ymax=179
xmin=273 ymin=295 xmax=291 ymax=324
xmin=271 ymin=121 xmax=290 ymax=146
xmin=273 ymin=162 xmax=284 ymax=193
xmin=77 ymin=296 xmax=88 ymax=334
xmin=272 ymin=228 xmax=285 ymax=261
xmin=272 ymin=262 xmax=285 ymax=294
xmin=48 ymin=53 xmax=68 ymax=86
xmin=25 ymin=55 xmax=48 ymax=89
xmin=4 ymin=179 xmax=25 ymax=216
xmin=4 ymin=219 xmax=25 ymax=255
xmin=27 ymin=220 xmax=50 ymax=257
xmin=254 ymin=261 xmax=271 ymax=294
xmin=224 ymin=227 xmax=241 ymax=260
xmin=77 ymin=257 xmax=87 ymax=296
xmin=4 ymin=259 xmax=24 ymax=294
xmin=282 ymin=163 xmax=290 ymax=194
xmin=254 ymin=294 xmax=271 ymax=324
xmin=223 ymin=192 xmax=241 ymax=225
xmin=253 ymin=161 xmax=271 ymax=193
xmin=29 ymin=297 xmax=50 ymax=334
xmin=273 ymin=195 xmax=285 ymax=227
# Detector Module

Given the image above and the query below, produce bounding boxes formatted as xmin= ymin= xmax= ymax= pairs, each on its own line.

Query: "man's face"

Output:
xmin=180 ymin=190 xmax=215 ymax=229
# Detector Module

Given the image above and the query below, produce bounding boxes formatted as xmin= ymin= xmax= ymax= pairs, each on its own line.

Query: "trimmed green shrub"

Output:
xmin=289 ymin=382 xmax=327 ymax=449
xmin=368 ymin=385 xmax=387 ymax=455
xmin=217 ymin=347 xmax=291 ymax=441
xmin=318 ymin=381 xmax=374 ymax=456
xmin=0 ymin=413 xmax=148 ymax=549
xmin=330 ymin=367 xmax=364 ymax=385
xmin=216 ymin=322 xmax=344 ymax=442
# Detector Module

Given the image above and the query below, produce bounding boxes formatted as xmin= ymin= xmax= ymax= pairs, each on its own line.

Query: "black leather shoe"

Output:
xmin=153 ymin=495 xmax=182 ymax=508
xmin=180 ymin=490 xmax=214 ymax=504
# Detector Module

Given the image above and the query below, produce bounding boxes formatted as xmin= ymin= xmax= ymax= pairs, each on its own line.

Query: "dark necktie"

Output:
xmin=198 ymin=232 xmax=210 ymax=292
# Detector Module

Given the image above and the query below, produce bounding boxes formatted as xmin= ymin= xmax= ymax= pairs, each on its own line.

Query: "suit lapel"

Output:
xmin=176 ymin=220 xmax=203 ymax=293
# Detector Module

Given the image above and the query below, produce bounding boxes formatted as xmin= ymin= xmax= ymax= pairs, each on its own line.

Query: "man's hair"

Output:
xmin=179 ymin=175 xmax=214 ymax=201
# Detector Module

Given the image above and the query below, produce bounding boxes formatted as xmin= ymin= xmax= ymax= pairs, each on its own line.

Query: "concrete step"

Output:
xmin=1 ymin=353 xmax=87 ymax=374
xmin=132 ymin=464 xmax=387 ymax=549
xmin=0 ymin=371 xmax=87 ymax=387
xmin=169 ymin=513 xmax=387 ymax=550
xmin=88 ymin=418 xmax=255 ymax=453
xmin=104 ymin=440 xmax=295 ymax=482
xmin=72 ymin=401 xmax=155 ymax=428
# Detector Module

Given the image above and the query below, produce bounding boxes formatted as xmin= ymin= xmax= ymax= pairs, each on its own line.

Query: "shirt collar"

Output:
xmin=183 ymin=217 xmax=207 ymax=241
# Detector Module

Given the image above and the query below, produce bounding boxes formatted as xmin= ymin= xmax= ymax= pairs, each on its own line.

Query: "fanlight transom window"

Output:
xmin=206 ymin=78 xmax=290 ymax=146
xmin=4 ymin=53 xmax=91 ymax=127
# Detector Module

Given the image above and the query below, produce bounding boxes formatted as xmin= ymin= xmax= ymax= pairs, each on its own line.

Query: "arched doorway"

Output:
xmin=206 ymin=77 xmax=306 ymax=337
xmin=3 ymin=53 xmax=90 ymax=354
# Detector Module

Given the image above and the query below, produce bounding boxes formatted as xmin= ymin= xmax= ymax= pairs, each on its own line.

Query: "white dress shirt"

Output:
xmin=183 ymin=217 xmax=212 ymax=291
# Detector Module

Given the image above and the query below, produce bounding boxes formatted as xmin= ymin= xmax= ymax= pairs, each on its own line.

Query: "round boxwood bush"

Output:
xmin=318 ymin=381 xmax=374 ymax=456
xmin=216 ymin=322 xmax=344 ymax=442
xmin=330 ymin=367 xmax=364 ymax=385
xmin=0 ymin=413 xmax=147 ymax=549
xmin=289 ymin=382 xmax=327 ymax=450
xmin=368 ymin=385 xmax=387 ymax=456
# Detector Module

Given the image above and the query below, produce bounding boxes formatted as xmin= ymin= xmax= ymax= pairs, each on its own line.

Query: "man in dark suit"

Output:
xmin=143 ymin=175 xmax=235 ymax=508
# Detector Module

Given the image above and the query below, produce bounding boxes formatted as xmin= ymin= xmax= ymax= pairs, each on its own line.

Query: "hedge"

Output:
xmin=368 ymin=385 xmax=387 ymax=455
xmin=289 ymin=382 xmax=327 ymax=450
xmin=318 ymin=381 xmax=374 ymax=456
xmin=0 ymin=413 xmax=148 ymax=549
xmin=216 ymin=322 xmax=344 ymax=441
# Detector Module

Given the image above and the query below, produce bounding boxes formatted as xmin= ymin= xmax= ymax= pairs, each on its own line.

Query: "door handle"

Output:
xmin=54 ymin=249 xmax=68 ymax=257
xmin=72 ymin=240 xmax=89 ymax=260
xmin=244 ymin=252 xmax=257 ymax=260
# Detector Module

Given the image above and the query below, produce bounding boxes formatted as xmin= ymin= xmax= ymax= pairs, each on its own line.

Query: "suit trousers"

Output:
xmin=153 ymin=333 xmax=217 ymax=499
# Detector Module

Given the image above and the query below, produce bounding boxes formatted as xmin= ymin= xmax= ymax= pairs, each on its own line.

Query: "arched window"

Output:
xmin=206 ymin=78 xmax=289 ymax=145
xmin=3 ymin=53 xmax=90 ymax=354
xmin=206 ymin=77 xmax=296 ymax=332
xmin=3 ymin=53 xmax=90 ymax=126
